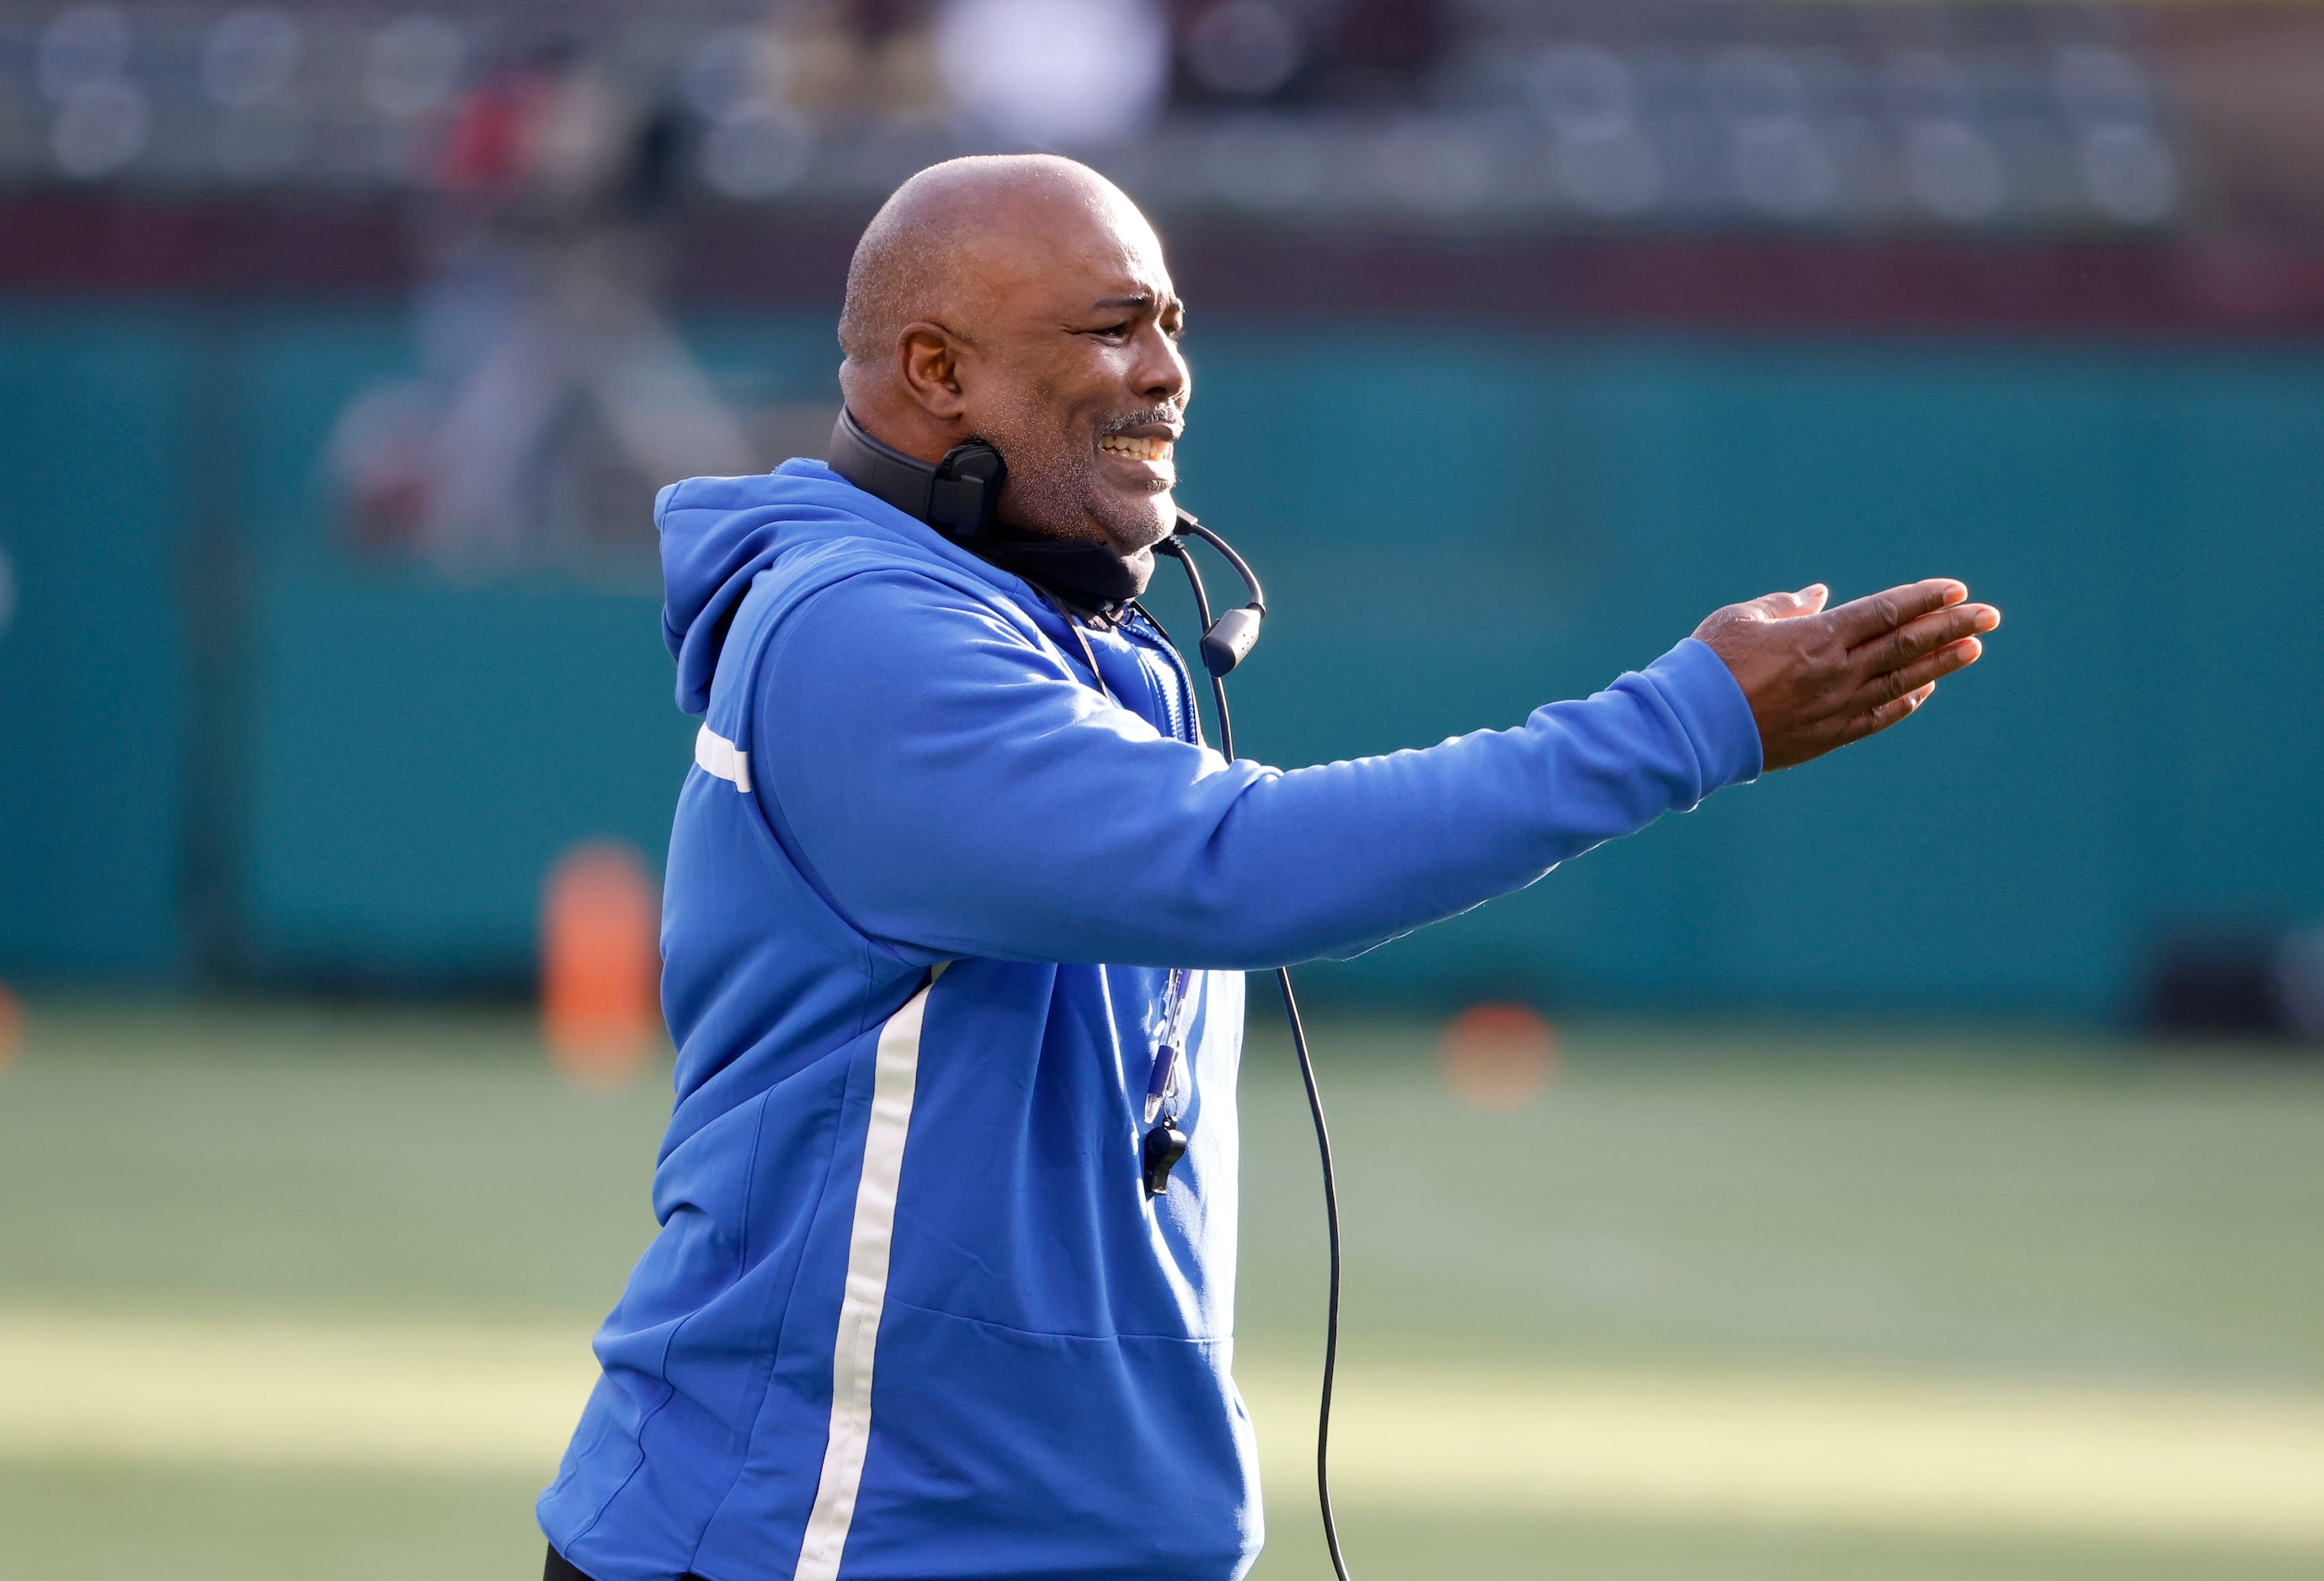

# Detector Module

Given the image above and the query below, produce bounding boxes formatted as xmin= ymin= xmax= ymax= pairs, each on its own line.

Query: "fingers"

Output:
xmin=1851 ymin=635 xmax=1982 ymax=709
xmin=1695 ymin=584 xmax=1830 ymax=646
xmin=1824 ymin=578 xmax=1967 ymax=647
xmin=1740 ymin=585 xmax=1828 ymax=620
xmin=1851 ymin=599 xmax=2001 ymax=678
xmin=1835 ymin=681 xmax=1938 ymax=747
xmin=1775 ymin=583 xmax=1829 ymax=620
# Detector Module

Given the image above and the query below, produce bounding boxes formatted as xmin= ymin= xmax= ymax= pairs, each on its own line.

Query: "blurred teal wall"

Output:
xmin=0 ymin=308 xmax=192 ymax=977
xmin=1186 ymin=329 xmax=2324 ymax=1017
xmin=3 ymin=301 xmax=2320 ymax=1018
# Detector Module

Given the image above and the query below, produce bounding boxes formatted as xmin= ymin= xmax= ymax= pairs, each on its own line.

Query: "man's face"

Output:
xmin=957 ymin=195 xmax=1190 ymax=554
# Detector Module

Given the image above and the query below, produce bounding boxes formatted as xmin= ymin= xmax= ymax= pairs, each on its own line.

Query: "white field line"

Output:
xmin=3 ymin=1311 xmax=2321 ymax=1551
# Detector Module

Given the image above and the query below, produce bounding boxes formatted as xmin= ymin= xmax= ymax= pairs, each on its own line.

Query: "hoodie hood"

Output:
xmin=658 ymin=459 xmax=1035 ymax=716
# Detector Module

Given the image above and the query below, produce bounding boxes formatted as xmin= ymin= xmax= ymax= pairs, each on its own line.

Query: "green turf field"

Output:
xmin=1 ymin=1004 xmax=2319 ymax=1579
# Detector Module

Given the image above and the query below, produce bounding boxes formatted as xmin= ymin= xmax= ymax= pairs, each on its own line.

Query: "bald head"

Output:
xmin=834 ymin=155 xmax=1191 ymax=555
xmin=838 ymin=155 xmax=1142 ymax=372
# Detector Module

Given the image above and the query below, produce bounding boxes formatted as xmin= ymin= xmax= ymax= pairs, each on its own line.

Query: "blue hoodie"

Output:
xmin=539 ymin=461 xmax=1760 ymax=1581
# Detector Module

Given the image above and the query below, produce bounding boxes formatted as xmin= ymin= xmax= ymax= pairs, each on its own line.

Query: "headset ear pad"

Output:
xmin=930 ymin=441 xmax=1006 ymax=540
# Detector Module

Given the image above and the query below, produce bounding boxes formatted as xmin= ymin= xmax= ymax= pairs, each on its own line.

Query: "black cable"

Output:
xmin=1031 ymin=586 xmax=1113 ymax=703
xmin=1274 ymin=967 xmax=1349 ymax=1581
xmin=1166 ymin=536 xmax=1353 ymax=1581
xmin=1171 ymin=517 xmax=1267 ymax=615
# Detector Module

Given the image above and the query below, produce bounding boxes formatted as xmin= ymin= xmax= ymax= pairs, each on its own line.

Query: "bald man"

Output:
xmin=540 ymin=156 xmax=1997 ymax=1581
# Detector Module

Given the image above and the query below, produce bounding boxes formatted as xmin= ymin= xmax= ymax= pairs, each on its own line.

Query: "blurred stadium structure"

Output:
xmin=3 ymin=3 xmax=2323 ymax=253
xmin=1 ymin=0 xmax=2321 ymax=1025
xmin=0 ymin=0 xmax=2316 ymax=237
xmin=6 ymin=0 xmax=2324 ymax=321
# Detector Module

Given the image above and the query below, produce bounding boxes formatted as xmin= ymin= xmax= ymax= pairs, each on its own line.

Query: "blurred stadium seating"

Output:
xmin=0 ymin=1 xmax=2286 ymax=232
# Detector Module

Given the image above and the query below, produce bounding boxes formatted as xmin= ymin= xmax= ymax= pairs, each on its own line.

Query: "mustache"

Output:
xmin=1098 ymin=405 xmax=1184 ymax=439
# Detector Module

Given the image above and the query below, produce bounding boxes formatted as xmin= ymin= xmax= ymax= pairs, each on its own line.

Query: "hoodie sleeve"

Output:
xmin=750 ymin=568 xmax=1759 ymax=970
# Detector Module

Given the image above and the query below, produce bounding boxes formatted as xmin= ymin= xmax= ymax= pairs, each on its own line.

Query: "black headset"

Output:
xmin=826 ymin=408 xmax=1269 ymax=677
xmin=824 ymin=407 xmax=1355 ymax=1581
xmin=827 ymin=407 xmax=1009 ymax=545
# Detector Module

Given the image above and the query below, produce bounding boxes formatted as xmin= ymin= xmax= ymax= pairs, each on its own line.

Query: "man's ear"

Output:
xmin=898 ymin=323 xmax=968 ymax=422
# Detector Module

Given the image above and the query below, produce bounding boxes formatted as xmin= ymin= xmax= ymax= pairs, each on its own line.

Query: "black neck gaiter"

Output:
xmin=963 ymin=519 xmax=1155 ymax=615
xmin=815 ymin=407 xmax=1154 ymax=614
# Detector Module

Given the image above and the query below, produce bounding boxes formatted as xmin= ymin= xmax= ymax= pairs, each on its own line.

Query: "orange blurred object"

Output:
xmin=541 ymin=841 xmax=663 ymax=1086
xmin=1437 ymin=1001 xmax=1557 ymax=1111
xmin=0 ymin=982 xmax=22 ymax=1072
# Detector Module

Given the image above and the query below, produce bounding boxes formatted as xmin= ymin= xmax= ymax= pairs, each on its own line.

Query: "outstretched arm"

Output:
xmin=753 ymin=571 xmax=1759 ymax=970
xmin=750 ymin=571 xmax=1996 ymax=971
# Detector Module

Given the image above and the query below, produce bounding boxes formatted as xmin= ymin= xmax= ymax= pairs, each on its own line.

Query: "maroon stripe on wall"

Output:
xmin=6 ymin=191 xmax=2324 ymax=338
xmin=1162 ymin=227 xmax=2324 ymax=338
xmin=0 ymin=191 xmax=413 ymax=296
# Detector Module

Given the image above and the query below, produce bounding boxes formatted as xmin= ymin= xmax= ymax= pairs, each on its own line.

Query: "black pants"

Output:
xmin=544 ymin=1548 xmax=596 ymax=1581
xmin=545 ymin=1546 xmax=708 ymax=1581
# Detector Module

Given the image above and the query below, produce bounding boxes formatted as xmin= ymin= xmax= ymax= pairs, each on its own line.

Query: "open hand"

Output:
xmin=1692 ymin=579 xmax=2000 ymax=772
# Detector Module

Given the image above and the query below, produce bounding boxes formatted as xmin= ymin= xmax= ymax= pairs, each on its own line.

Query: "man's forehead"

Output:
xmin=986 ymin=204 xmax=1175 ymax=317
xmin=1101 ymin=215 xmax=1175 ymax=305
